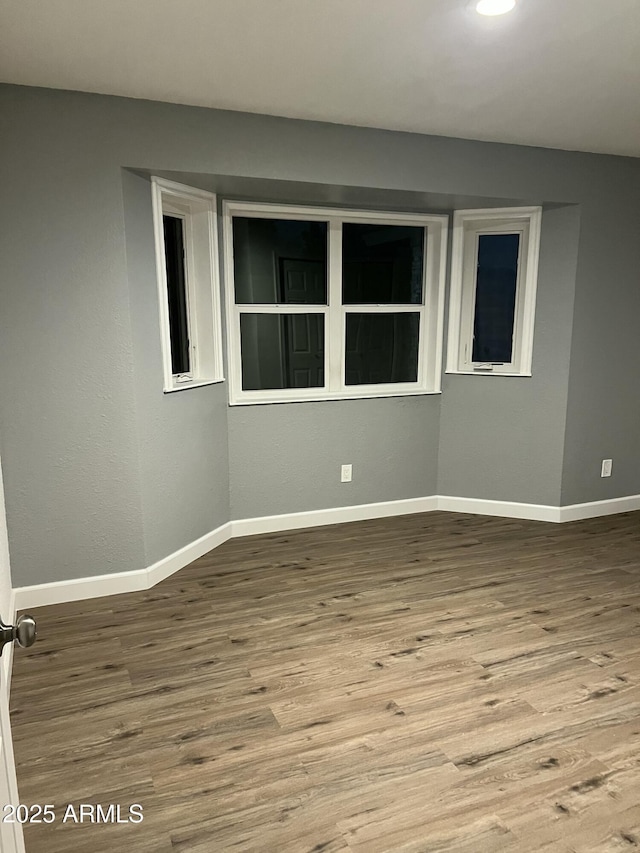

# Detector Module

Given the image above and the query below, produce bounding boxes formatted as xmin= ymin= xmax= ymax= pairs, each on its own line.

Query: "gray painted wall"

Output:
xmin=561 ymin=195 xmax=640 ymax=504
xmin=0 ymin=91 xmax=146 ymax=586
xmin=1 ymin=83 xmax=639 ymax=586
xmin=228 ymin=397 xmax=440 ymax=520
xmin=122 ymin=171 xmax=229 ymax=565
xmin=438 ymin=205 xmax=581 ymax=506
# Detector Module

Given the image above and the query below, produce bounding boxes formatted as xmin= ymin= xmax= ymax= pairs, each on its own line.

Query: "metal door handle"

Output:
xmin=0 ymin=615 xmax=37 ymax=656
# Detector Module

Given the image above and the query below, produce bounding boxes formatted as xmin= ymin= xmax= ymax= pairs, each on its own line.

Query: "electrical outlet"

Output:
xmin=601 ymin=458 xmax=612 ymax=478
xmin=341 ymin=464 xmax=352 ymax=483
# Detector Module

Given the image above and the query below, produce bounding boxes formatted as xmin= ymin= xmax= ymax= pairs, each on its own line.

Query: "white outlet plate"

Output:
xmin=601 ymin=458 xmax=612 ymax=478
xmin=341 ymin=464 xmax=353 ymax=483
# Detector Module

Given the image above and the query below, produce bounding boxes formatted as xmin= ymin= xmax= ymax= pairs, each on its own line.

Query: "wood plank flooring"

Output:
xmin=9 ymin=510 xmax=640 ymax=852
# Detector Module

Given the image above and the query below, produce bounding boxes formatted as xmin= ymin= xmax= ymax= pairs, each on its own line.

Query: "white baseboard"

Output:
xmin=557 ymin=493 xmax=640 ymax=522
xmin=13 ymin=567 xmax=149 ymax=611
xmin=435 ymin=495 xmax=562 ymax=523
xmin=13 ymin=522 xmax=233 ymax=612
xmin=12 ymin=494 xmax=640 ymax=612
xmin=435 ymin=494 xmax=640 ymax=523
xmin=231 ymin=496 xmax=438 ymax=538
xmin=146 ymin=522 xmax=232 ymax=587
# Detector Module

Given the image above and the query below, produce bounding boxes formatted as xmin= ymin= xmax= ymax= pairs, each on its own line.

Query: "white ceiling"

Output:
xmin=2 ymin=0 xmax=640 ymax=157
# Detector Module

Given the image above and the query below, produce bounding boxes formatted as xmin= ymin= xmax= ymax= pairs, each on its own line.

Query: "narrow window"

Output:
xmin=472 ymin=233 xmax=520 ymax=364
xmin=162 ymin=215 xmax=191 ymax=376
xmin=151 ymin=178 xmax=224 ymax=392
xmin=447 ymin=207 xmax=542 ymax=376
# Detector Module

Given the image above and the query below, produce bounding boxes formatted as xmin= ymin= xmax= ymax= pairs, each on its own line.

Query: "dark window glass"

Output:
xmin=233 ymin=218 xmax=328 ymax=305
xmin=345 ymin=313 xmax=419 ymax=385
xmin=240 ymin=314 xmax=325 ymax=390
xmin=472 ymin=233 xmax=520 ymax=363
xmin=342 ymin=223 xmax=424 ymax=304
xmin=163 ymin=215 xmax=190 ymax=375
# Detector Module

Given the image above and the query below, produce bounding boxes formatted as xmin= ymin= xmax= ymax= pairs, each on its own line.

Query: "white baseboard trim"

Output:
xmin=435 ymin=495 xmax=562 ymax=523
xmin=146 ymin=522 xmax=232 ymax=587
xmin=435 ymin=494 xmax=640 ymax=523
xmin=12 ymin=494 xmax=640 ymax=612
xmin=557 ymin=493 xmax=640 ymax=523
xmin=14 ymin=522 xmax=233 ymax=612
xmin=14 ymin=567 xmax=148 ymax=611
xmin=230 ymin=496 xmax=439 ymax=538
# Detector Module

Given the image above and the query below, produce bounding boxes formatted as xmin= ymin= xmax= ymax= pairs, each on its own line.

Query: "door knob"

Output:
xmin=0 ymin=615 xmax=37 ymax=656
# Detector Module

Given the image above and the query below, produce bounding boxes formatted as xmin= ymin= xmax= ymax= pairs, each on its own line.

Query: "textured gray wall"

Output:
xmin=122 ymin=171 xmax=229 ymax=564
xmin=0 ymin=91 xmax=146 ymax=586
xmin=438 ymin=205 xmax=581 ymax=506
xmin=1 ymin=83 xmax=640 ymax=587
xmin=561 ymin=196 xmax=640 ymax=504
xmin=228 ymin=397 xmax=440 ymax=519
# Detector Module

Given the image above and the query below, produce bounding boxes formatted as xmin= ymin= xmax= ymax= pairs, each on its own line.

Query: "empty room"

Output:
xmin=1 ymin=1 xmax=640 ymax=851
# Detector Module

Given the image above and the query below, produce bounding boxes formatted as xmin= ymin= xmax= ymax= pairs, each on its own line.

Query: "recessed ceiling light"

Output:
xmin=476 ymin=0 xmax=516 ymax=15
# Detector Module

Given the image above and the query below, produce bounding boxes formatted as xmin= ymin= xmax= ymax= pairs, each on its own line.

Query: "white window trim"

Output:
xmin=222 ymin=201 xmax=448 ymax=406
xmin=151 ymin=177 xmax=224 ymax=393
xmin=446 ymin=206 xmax=542 ymax=377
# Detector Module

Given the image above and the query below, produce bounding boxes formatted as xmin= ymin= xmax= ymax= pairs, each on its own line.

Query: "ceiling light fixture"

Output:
xmin=476 ymin=0 xmax=516 ymax=15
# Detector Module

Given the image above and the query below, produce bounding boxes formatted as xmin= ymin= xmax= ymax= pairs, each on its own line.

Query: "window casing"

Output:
xmin=151 ymin=177 xmax=224 ymax=392
xmin=446 ymin=207 xmax=542 ymax=377
xmin=222 ymin=202 xmax=448 ymax=405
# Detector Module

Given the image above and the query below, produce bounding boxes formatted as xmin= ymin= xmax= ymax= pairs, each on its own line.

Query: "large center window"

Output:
xmin=223 ymin=202 xmax=448 ymax=405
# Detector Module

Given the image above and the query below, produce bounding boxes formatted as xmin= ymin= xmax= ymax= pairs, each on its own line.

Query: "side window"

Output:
xmin=151 ymin=177 xmax=224 ymax=392
xmin=446 ymin=207 xmax=542 ymax=376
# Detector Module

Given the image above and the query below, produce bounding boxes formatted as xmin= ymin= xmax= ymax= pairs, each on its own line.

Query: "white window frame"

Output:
xmin=446 ymin=206 xmax=542 ymax=377
xmin=222 ymin=201 xmax=448 ymax=405
xmin=151 ymin=177 xmax=224 ymax=392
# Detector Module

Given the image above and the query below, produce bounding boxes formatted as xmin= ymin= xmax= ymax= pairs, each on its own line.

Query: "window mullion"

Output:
xmin=327 ymin=219 xmax=343 ymax=393
xmin=460 ymin=230 xmax=479 ymax=368
xmin=340 ymin=304 xmax=420 ymax=313
xmin=229 ymin=305 xmax=244 ymax=402
xmin=234 ymin=303 xmax=326 ymax=314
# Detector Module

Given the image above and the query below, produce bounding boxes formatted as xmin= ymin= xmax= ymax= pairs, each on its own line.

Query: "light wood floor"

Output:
xmin=9 ymin=510 xmax=640 ymax=852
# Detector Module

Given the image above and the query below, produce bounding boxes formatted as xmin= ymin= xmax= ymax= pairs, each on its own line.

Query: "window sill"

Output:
xmin=163 ymin=377 xmax=225 ymax=394
xmin=228 ymin=388 xmax=441 ymax=406
xmin=445 ymin=369 xmax=532 ymax=377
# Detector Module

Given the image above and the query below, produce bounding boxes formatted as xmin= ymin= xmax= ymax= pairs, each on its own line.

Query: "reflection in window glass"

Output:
xmin=233 ymin=218 xmax=327 ymax=305
xmin=240 ymin=314 xmax=325 ymax=390
xmin=472 ymin=233 xmax=520 ymax=363
xmin=163 ymin=215 xmax=191 ymax=375
xmin=345 ymin=313 xmax=419 ymax=385
xmin=342 ymin=223 xmax=424 ymax=304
